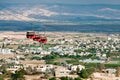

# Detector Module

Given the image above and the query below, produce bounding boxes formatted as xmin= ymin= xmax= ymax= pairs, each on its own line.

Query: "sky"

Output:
xmin=1 ymin=0 xmax=120 ymax=4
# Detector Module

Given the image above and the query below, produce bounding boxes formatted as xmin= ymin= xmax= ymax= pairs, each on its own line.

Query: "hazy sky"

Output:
xmin=1 ymin=0 xmax=120 ymax=4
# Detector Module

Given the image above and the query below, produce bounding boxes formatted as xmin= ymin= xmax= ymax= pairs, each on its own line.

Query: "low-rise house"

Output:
xmin=96 ymin=53 xmax=101 ymax=57
xmin=36 ymin=64 xmax=53 ymax=73
xmin=0 ymin=72 xmax=2 ymax=75
xmin=0 ymin=48 xmax=13 ymax=54
xmin=70 ymin=65 xmax=85 ymax=72
xmin=21 ymin=60 xmax=46 ymax=70
xmin=23 ymin=64 xmax=37 ymax=70
xmin=7 ymin=64 xmax=23 ymax=73
xmin=55 ymin=66 xmax=71 ymax=77
xmin=105 ymin=69 xmax=116 ymax=74
xmin=91 ymin=72 xmax=120 ymax=80
xmin=40 ymin=51 xmax=51 ymax=55
xmin=79 ymin=59 xmax=105 ymax=63
xmin=16 ymin=55 xmax=25 ymax=60
xmin=5 ymin=59 xmax=20 ymax=64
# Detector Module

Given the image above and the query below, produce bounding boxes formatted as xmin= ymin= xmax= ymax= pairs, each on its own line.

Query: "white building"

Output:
xmin=105 ymin=69 xmax=116 ymax=74
xmin=79 ymin=59 xmax=105 ymax=63
xmin=7 ymin=65 xmax=23 ymax=73
xmin=0 ymin=48 xmax=12 ymax=54
xmin=92 ymin=72 xmax=120 ymax=80
xmin=36 ymin=64 xmax=53 ymax=73
xmin=40 ymin=51 xmax=51 ymax=55
xmin=55 ymin=66 xmax=71 ymax=77
xmin=70 ymin=65 xmax=85 ymax=71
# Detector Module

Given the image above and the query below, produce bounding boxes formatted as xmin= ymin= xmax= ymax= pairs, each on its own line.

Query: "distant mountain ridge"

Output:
xmin=0 ymin=4 xmax=120 ymax=22
xmin=0 ymin=4 xmax=120 ymax=32
xmin=0 ymin=20 xmax=120 ymax=33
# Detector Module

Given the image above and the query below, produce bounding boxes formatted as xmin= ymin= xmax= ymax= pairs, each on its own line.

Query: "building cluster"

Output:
xmin=1 ymin=33 xmax=120 ymax=58
xmin=0 ymin=32 xmax=120 ymax=79
xmin=3 ymin=59 xmax=85 ymax=78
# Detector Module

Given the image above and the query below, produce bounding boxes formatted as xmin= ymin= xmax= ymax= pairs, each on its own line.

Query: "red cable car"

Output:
xmin=33 ymin=34 xmax=42 ymax=42
xmin=26 ymin=31 xmax=36 ymax=39
xmin=33 ymin=33 xmax=47 ymax=44
xmin=26 ymin=23 xmax=47 ymax=44
xmin=26 ymin=31 xmax=47 ymax=44
xmin=40 ymin=37 xmax=47 ymax=44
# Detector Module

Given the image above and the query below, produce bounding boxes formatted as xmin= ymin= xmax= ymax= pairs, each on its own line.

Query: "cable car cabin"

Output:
xmin=33 ymin=34 xmax=42 ymax=42
xmin=26 ymin=32 xmax=36 ymax=39
xmin=40 ymin=37 xmax=47 ymax=44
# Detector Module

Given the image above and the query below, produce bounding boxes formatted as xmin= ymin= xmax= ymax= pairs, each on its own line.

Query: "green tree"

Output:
xmin=60 ymin=77 xmax=73 ymax=80
xmin=79 ymin=69 xmax=88 ymax=78
xmin=76 ymin=67 xmax=80 ymax=73
xmin=49 ymin=77 xmax=56 ymax=80
xmin=11 ymin=69 xmax=25 ymax=80
xmin=86 ymin=67 xmax=96 ymax=75
xmin=74 ymin=77 xmax=82 ymax=80
xmin=0 ymin=75 xmax=4 ymax=80
xmin=74 ymin=49 xmax=84 ymax=53
xmin=69 ymin=78 xmax=74 ymax=80
xmin=44 ymin=73 xmax=49 ymax=79
xmin=0 ymin=64 xmax=7 ymax=74
xmin=60 ymin=77 xmax=68 ymax=80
